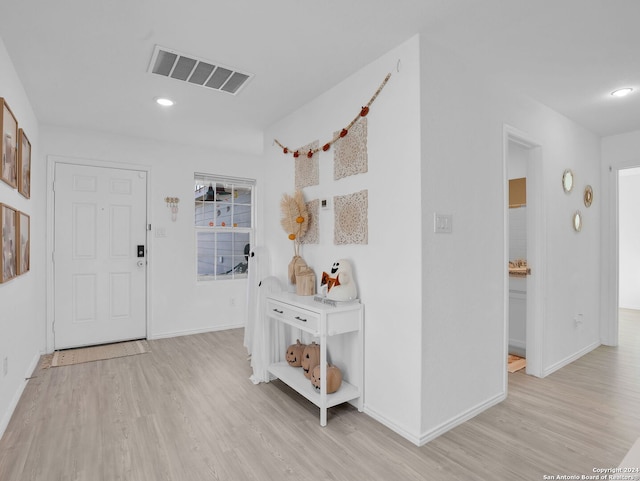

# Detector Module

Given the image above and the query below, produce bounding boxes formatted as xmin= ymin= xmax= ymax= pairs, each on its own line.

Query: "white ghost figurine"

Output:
xmin=322 ymin=259 xmax=357 ymax=301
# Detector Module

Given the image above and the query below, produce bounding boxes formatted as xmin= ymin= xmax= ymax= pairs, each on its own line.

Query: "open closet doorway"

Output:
xmin=504 ymin=126 xmax=544 ymax=379
xmin=617 ymin=167 xmax=640 ymax=338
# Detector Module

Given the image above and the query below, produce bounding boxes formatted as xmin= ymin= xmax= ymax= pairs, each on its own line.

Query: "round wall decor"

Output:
xmin=573 ymin=211 xmax=583 ymax=232
xmin=584 ymin=185 xmax=593 ymax=207
xmin=562 ymin=169 xmax=574 ymax=193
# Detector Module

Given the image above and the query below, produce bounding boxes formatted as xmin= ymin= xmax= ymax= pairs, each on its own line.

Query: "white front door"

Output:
xmin=54 ymin=163 xmax=147 ymax=349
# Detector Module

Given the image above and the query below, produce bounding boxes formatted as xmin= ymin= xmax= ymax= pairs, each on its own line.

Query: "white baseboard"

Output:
xmin=417 ymin=391 xmax=506 ymax=446
xmin=542 ymin=340 xmax=600 ymax=377
xmin=364 ymin=406 xmax=423 ymax=446
xmin=365 ymin=390 xmax=507 ymax=447
xmin=149 ymin=323 xmax=243 ymax=340
xmin=0 ymin=351 xmax=42 ymax=440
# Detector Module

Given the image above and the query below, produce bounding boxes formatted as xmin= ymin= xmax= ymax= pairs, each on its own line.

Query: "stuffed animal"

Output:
xmin=321 ymin=259 xmax=357 ymax=301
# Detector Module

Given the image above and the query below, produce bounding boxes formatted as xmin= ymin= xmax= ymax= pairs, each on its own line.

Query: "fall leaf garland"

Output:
xmin=280 ymin=191 xmax=309 ymax=256
xmin=274 ymin=73 xmax=391 ymax=158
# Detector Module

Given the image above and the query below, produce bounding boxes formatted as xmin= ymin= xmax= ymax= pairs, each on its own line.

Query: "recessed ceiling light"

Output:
xmin=155 ymin=97 xmax=174 ymax=106
xmin=611 ymin=88 xmax=633 ymax=98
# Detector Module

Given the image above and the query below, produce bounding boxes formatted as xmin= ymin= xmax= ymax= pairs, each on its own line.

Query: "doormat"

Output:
xmin=508 ymin=354 xmax=526 ymax=373
xmin=51 ymin=340 xmax=150 ymax=367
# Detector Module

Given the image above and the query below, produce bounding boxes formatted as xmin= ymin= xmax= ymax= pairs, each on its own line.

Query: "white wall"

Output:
xmin=263 ymin=37 xmax=424 ymax=441
xmin=619 ymin=169 xmax=640 ymax=310
xmin=419 ymin=37 xmax=601 ymax=441
xmin=40 ymin=126 xmax=264 ymax=346
xmin=0 ymin=37 xmax=44 ymax=438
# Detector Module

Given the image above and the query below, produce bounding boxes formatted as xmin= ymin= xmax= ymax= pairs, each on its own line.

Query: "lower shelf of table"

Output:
xmin=268 ymin=362 xmax=360 ymax=409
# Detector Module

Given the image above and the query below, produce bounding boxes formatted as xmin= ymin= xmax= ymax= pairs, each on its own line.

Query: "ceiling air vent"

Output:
xmin=148 ymin=46 xmax=253 ymax=96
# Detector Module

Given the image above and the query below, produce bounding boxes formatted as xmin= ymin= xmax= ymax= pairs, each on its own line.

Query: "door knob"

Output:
xmin=137 ymin=260 xmax=144 ymax=267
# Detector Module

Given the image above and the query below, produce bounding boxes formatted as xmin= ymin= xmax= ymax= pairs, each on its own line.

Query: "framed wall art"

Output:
xmin=1 ymin=203 xmax=18 ymax=283
xmin=1 ymin=98 xmax=19 ymax=189
xmin=18 ymin=129 xmax=31 ymax=198
xmin=17 ymin=211 xmax=30 ymax=275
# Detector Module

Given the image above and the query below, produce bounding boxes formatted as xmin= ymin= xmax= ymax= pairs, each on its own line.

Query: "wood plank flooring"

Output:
xmin=1 ymin=313 xmax=640 ymax=481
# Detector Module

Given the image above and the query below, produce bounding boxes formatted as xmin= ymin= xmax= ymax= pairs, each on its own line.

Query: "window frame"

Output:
xmin=194 ymin=173 xmax=255 ymax=281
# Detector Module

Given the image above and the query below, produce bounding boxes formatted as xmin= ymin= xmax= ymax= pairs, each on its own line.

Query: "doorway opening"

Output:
xmin=507 ymin=139 xmax=528 ymax=370
xmin=617 ymin=167 xmax=640 ymax=340
xmin=504 ymin=126 xmax=544 ymax=379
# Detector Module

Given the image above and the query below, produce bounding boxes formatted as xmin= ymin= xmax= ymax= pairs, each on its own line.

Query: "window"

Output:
xmin=194 ymin=174 xmax=254 ymax=280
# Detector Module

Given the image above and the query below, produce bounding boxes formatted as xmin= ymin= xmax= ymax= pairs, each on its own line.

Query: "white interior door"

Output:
xmin=54 ymin=163 xmax=147 ymax=349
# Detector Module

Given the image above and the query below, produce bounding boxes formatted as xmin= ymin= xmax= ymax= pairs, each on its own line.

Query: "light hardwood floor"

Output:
xmin=1 ymin=313 xmax=640 ymax=481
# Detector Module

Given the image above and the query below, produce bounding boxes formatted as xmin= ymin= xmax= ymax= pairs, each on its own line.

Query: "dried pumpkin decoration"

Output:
xmin=311 ymin=364 xmax=343 ymax=394
xmin=301 ymin=342 xmax=320 ymax=379
xmin=286 ymin=339 xmax=306 ymax=367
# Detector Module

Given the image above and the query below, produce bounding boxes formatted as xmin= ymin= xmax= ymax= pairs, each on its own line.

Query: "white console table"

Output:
xmin=266 ymin=292 xmax=364 ymax=426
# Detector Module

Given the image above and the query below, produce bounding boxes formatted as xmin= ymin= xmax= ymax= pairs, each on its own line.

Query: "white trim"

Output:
xmin=149 ymin=323 xmax=243 ymax=340
xmin=601 ymin=160 xmax=640 ymax=346
xmin=0 ymin=351 xmax=41 ymax=439
xmin=503 ymin=125 xmax=545 ymax=378
xmin=541 ymin=340 xmax=600 ymax=377
xmin=363 ymin=405 xmax=423 ymax=446
xmin=46 ymin=155 xmax=152 ymax=353
xmin=416 ymin=391 xmax=506 ymax=446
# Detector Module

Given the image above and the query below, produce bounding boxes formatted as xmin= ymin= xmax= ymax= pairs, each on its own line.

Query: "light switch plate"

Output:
xmin=434 ymin=213 xmax=452 ymax=233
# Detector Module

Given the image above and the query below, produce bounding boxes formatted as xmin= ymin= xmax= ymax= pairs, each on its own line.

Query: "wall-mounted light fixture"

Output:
xmin=165 ymin=197 xmax=179 ymax=222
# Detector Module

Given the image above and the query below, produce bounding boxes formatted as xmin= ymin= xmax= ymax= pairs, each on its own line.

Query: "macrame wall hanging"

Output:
xmin=295 ymin=140 xmax=319 ymax=190
xmin=334 ymin=190 xmax=368 ymax=245
xmin=299 ymin=199 xmax=319 ymax=244
xmin=334 ymin=116 xmax=367 ymax=180
xmin=275 ymin=74 xmax=389 ymax=247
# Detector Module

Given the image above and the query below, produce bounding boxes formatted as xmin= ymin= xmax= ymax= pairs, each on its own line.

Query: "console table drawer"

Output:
xmin=266 ymin=299 xmax=319 ymax=333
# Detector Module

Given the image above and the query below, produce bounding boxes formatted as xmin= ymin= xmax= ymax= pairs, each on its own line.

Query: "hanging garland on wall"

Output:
xmin=274 ymin=73 xmax=392 ymax=158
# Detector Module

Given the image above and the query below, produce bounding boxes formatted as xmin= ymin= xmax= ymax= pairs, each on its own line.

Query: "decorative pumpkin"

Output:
xmin=311 ymin=364 xmax=343 ymax=394
xmin=286 ymin=339 xmax=306 ymax=367
xmin=301 ymin=342 xmax=320 ymax=379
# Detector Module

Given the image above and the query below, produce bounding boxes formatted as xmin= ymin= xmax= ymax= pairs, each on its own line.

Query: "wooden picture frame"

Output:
xmin=1 ymin=98 xmax=19 ymax=189
xmin=1 ymin=203 xmax=18 ymax=283
xmin=18 ymin=129 xmax=31 ymax=198
xmin=17 ymin=211 xmax=30 ymax=275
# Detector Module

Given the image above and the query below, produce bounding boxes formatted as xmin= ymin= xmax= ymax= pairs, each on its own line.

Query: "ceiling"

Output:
xmin=0 ymin=0 xmax=638 ymax=155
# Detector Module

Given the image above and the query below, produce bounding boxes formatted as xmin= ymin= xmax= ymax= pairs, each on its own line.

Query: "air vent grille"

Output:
xmin=148 ymin=46 xmax=253 ymax=96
